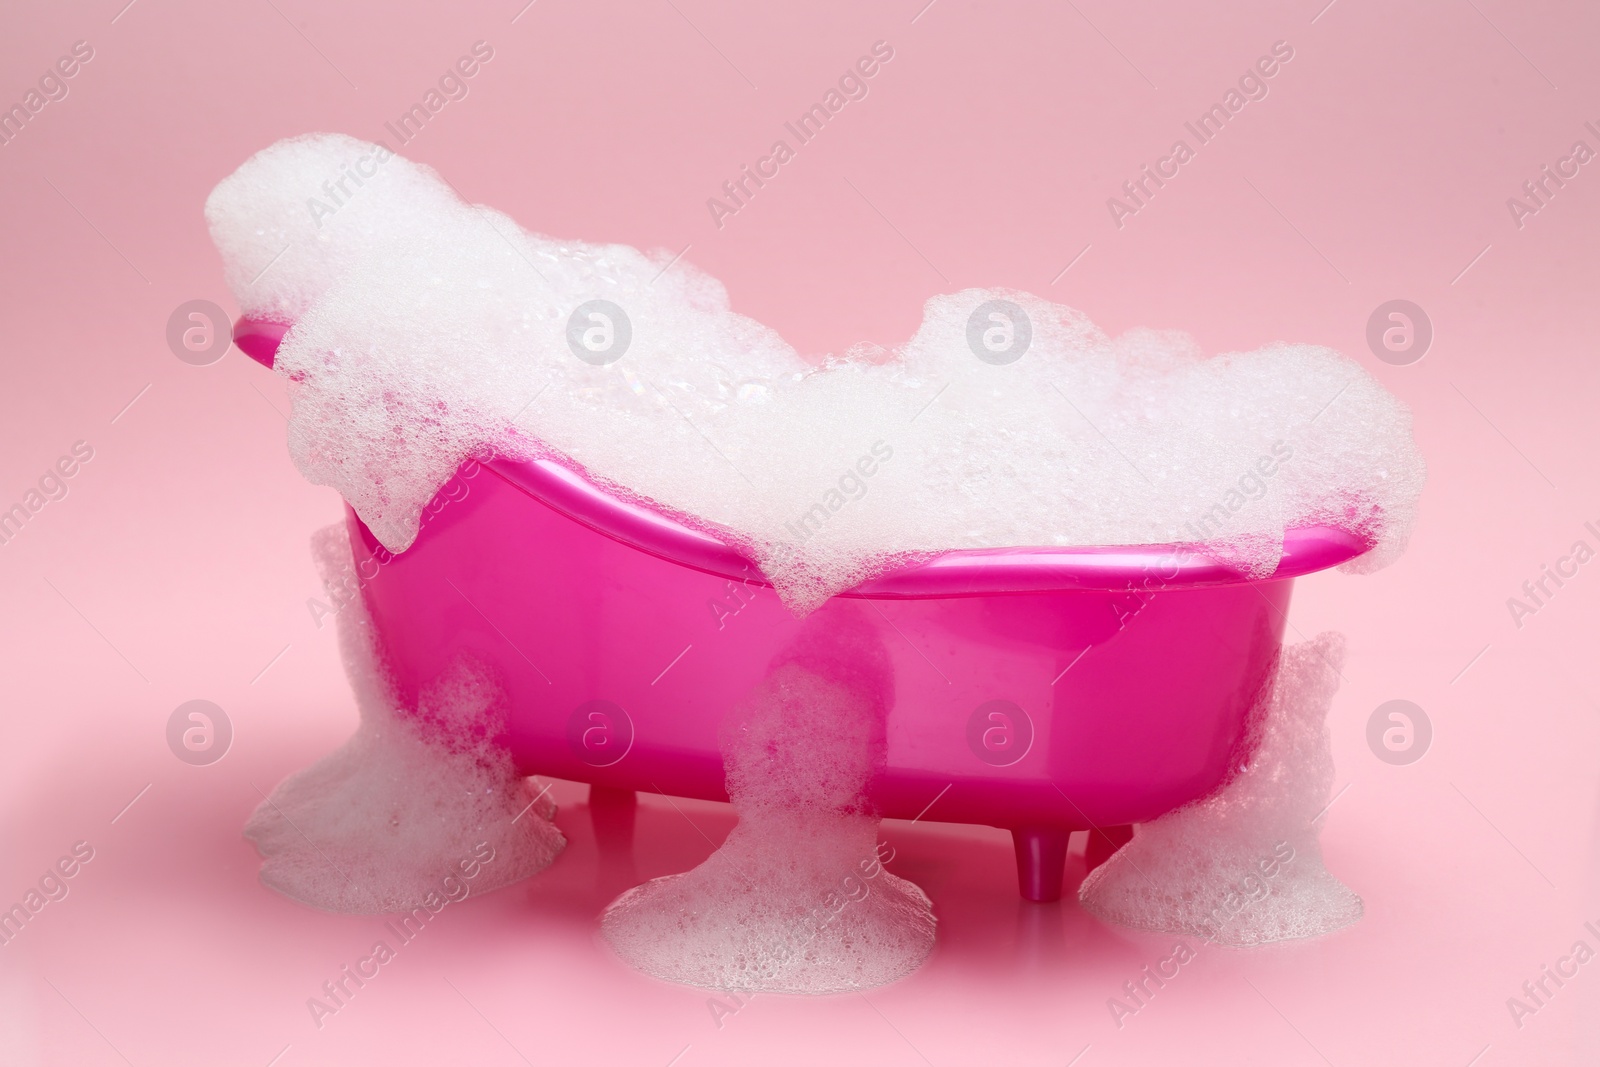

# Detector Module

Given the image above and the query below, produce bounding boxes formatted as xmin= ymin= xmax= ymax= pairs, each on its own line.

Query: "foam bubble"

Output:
xmin=600 ymin=608 xmax=936 ymax=993
xmin=207 ymin=135 xmax=1425 ymax=614
xmin=205 ymin=133 xmax=464 ymax=326
xmin=245 ymin=525 xmax=564 ymax=913
xmin=1078 ymin=632 xmax=1363 ymax=946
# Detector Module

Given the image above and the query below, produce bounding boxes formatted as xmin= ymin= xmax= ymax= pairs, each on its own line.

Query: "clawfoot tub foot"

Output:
xmin=1011 ymin=826 xmax=1072 ymax=903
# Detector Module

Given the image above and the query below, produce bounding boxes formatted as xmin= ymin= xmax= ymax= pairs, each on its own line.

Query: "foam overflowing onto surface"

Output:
xmin=1078 ymin=633 xmax=1362 ymax=945
xmin=206 ymin=133 xmax=463 ymax=326
xmin=208 ymin=134 xmax=1425 ymax=613
xmin=600 ymin=610 xmax=936 ymax=992
xmin=245 ymin=525 xmax=564 ymax=913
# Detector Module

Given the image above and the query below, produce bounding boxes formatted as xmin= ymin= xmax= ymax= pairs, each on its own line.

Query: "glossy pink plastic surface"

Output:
xmin=238 ymin=317 xmax=1368 ymax=899
xmin=233 ymin=318 xmax=287 ymax=368
xmin=350 ymin=458 xmax=1312 ymax=822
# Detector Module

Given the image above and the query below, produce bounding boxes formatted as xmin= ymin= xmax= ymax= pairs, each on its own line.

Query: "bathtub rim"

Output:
xmin=241 ymin=316 xmax=1373 ymax=596
xmin=481 ymin=454 xmax=1370 ymax=596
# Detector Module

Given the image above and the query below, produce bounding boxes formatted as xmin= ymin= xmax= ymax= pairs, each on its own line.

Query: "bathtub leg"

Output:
xmin=1084 ymin=823 xmax=1135 ymax=873
xmin=589 ymin=785 xmax=638 ymax=895
xmin=1012 ymin=827 xmax=1071 ymax=903
xmin=589 ymin=785 xmax=637 ymax=851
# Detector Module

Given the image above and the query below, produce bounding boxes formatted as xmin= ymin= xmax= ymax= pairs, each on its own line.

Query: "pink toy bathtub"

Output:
xmin=236 ymin=319 xmax=1368 ymax=903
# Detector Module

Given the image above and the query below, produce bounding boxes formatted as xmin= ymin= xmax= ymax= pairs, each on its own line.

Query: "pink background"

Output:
xmin=2 ymin=0 xmax=1598 ymax=1063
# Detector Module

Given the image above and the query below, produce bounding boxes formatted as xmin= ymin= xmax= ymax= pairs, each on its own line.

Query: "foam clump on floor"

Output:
xmin=1078 ymin=633 xmax=1362 ymax=946
xmin=245 ymin=525 xmax=564 ymax=913
xmin=600 ymin=610 xmax=936 ymax=993
xmin=207 ymin=134 xmax=1426 ymax=614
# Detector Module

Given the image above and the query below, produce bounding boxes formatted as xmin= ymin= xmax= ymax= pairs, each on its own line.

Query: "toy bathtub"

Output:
xmin=235 ymin=319 xmax=1367 ymax=903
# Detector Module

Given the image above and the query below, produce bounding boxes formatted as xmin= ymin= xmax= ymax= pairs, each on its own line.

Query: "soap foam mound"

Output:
xmin=601 ymin=609 xmax=936 ymax=993
xmin=205 ymin=133 xmax=464 ymax=325
xmin=1078 ymin=632 xmax=1362 ymax=946
xmin=245 ymin=525 xmax=564 ymax=913
xmin=208 ymin=135 xmax=1426 ymax=613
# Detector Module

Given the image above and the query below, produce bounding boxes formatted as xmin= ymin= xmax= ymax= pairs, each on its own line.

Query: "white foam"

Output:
xmin=245 ymin=525 xmax=564 ymax=913
xmin=207 ymin=135 xmax=1425 ymax=614
xmin=600 ymin=610 xmax=936 ymax=992
xmin=205 ymin=133 xmax=463 ymax=326
xmin=1078 ymin=633 xmax=1363 ymax=946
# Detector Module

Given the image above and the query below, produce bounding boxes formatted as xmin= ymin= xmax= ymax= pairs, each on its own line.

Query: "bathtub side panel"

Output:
xmin=354 ymin=464 xmax=1295 ymax=833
